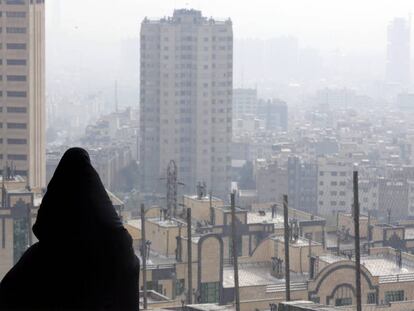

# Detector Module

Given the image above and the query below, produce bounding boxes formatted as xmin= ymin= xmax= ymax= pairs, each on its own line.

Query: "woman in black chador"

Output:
xmin=0 ymin=148 xmax=139 ymax=310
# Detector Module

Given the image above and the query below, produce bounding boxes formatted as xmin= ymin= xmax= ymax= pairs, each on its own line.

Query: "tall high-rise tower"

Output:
xmin=386 ymin=17 xmax=411 ymax=86
xmin=0 ymin=0 xmax=46 ymax=189
xmin=140 ymin=9 xmax=232 ymax=199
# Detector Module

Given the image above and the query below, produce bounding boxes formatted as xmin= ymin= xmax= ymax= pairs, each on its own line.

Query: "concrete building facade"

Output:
xmin=232 ymin=88 xmax=257 ymax=119
xmin=288 ymin=156 xmax=318 ymax=214
xmin=0 ymin=0 xmax=46 ymax=190
xmin=140 ymin=9 xmax=233 ymax=198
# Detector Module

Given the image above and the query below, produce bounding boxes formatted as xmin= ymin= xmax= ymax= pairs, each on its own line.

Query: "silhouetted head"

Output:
xmin=33 ymin=147 xmax=122 ymax=242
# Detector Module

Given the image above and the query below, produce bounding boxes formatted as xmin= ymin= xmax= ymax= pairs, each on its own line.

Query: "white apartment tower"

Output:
xmin=0 ymin=0 xmax=45 ymax=189
xmin=140 ymin=9 xmax=233 ymax=198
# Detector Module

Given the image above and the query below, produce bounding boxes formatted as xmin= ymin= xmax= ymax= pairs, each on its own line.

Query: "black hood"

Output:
xmin=33 ymin=147 xmax=123 ymax=242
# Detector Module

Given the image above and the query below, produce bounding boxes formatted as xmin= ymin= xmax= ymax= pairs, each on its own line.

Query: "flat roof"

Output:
xmin=247 ymin=211 xmax=285 ymax=226
xmin=147 ymin=217 xmax=184 ymax=228
xmin=143 ymin=251 xmax=177 ymax=266
xmin=320 ymin=253 xmax=414 ymax=276
xmin=223 ymin=262 xmax=307 ymax=288
xmin=184 ymin=195 xmax=223 ymax=202
xmin=272 ymin=236 xmax=321 ymax=247
xmin=187 ymin=304 xmax=235 ymax=311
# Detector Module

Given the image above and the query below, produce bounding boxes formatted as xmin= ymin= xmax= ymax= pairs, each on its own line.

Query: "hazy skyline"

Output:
xmin=49 ymin=0 xmax=414 ymax=52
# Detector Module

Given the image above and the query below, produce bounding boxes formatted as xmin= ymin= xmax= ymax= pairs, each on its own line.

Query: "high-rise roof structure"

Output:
xmin=140 ymin=9 xmax=233 ymax=198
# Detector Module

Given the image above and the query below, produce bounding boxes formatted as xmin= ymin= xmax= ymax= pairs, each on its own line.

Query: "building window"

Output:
xmin=145 ymin=281 xmax=163 ymax=294
xmin=6 ymin=43 xmax=26 ymax=50
xmin=7 ymin=91 xmax=26 ymax=97
xmin=7 ymin=59 xmax=26 ymax=65
xmin=7 ymin=154 xmax=27 ymax=160
xmin=7 ymin=75 xmax=26 ymax=81
xmin=367 ymin=293 xmax=376 ymax=304
xmin=385 ymin=290 xmax=404 ymax=303
xmin=7 ymin=107 xmax=26 ymax=113
xmin=6 ymin=0 xmax=26 ymax=4
xmin=6 ymin=27 xmax=26 ymax=34
xmin=7 ymin=123 xmax=26 ymax=129
xmin=7 ymin=139 xmax=27 ymax=145
xmin=175 ymin=279 xmax=185 ymax=296
xmin=200 ymin=282 xmax=219 ymax=303
xmin=335 ymin=297 xmax=352 ymax=306
xmin=13 ymin=217 xmax=29 ymax=264
xmin=6 ymin=11 xmax=26 ymax=18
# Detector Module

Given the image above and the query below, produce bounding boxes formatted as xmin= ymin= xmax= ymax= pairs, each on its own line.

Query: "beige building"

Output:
xmin=0 ymin=0 xmax=46 ymax=190
xmin=140 ymin=9 xmax=233 ymax=198
xmin=255 ymin=159 xmax=288 ymax=204
xmin=317 ymin=157 xmax=352 ymax=217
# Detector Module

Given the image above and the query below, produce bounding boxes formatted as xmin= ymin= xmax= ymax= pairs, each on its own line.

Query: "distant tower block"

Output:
xmin=386 ymin=17 xmax=411 ymax=86
xmin=0 ymin=1 xmax=46 ymax=189
xmin=140 ymin=9 xmax=233 ymax=198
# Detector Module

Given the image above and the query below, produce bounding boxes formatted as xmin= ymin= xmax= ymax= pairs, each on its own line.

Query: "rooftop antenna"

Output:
xmin=283 ymin=194 xmax=291 ymax=301
xmin=353 ymin=171 xmax=362 ymax=311
xmin=164 ymin=160 xmax=184 ymax=219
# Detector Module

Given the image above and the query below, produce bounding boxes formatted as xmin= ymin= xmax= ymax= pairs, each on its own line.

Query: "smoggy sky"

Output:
xmin=47 ymin=0 xmax=414 ymax=52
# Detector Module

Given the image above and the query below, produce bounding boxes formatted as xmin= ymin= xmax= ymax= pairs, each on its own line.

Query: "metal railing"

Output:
xmin=145 ymin=263 xmax=175 ymax=270
xmin=266 ymin=282 xmax=308 ymax=293
xmin=379 ymin=273 xmax=414 ymax=283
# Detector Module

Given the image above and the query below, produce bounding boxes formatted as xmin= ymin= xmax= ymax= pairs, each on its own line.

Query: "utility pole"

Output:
xmin=308 ymin=236 xmax=312 ymax=272
xmin=353 ymin=171 xmax=362 ymax=311
xmin=186 ymin=208 xmax=193 ymax=305
xmin=231 ymin=192 xmax=241 ymax=311
xmin=336 ymin=211 xmax=340 ymax=256
xmin=210 ymin=191 xmax=215 ymax=225
xmin=140 ymin=204 xmax=148 ymax=310
xmin=367 ymin=211 xmax=371 ymax=255
xmin=283 ymin=195 xmax=291 ymax=301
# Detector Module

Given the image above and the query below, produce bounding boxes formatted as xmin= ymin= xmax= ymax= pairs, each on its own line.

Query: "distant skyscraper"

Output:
xmin=140 ymin=9 xmax=233 ymax=198
xmin=233 ymin=88 xmax=257 ymax=119
xmin=0 ymin=0 xmax=46 ymax=189
xmin=257 ymin=99 xmax=288 ymax=132
xmin=386 ymin=17 xmax=411 ymax=86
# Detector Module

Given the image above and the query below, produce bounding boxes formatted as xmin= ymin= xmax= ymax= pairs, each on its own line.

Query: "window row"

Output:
xmin=0 ymin=153 xmax=26 ymax=160
xmin=0 ymin=75 xmax=26 ymax=81
xmin=319 ymin=171 xmax=347 ymax=177
xmin=0 ymin=138 xmax=27 ymax=144
xmin=0 ymin=59 xmax=26 ymax=65
xmin=4 ymin=11 xmax=26 ymax=18
xmin=0 ymin=91 xmax=27 ymax=97
xmin=0 ymin=122 xmax=27 ymax=129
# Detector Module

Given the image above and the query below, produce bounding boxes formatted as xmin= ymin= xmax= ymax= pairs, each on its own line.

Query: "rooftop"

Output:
xmin=186 ymin=304 xmax=235 ymax=311
xmin=271 ymin=236 xmax=321 ymax=247
xmin=247 ymin=211 xmax=284 ymax=226
xmin=223 ymin=262 xmax=307 ymax=288
xmin=319 ymin=253 xmax=414 ymax=276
